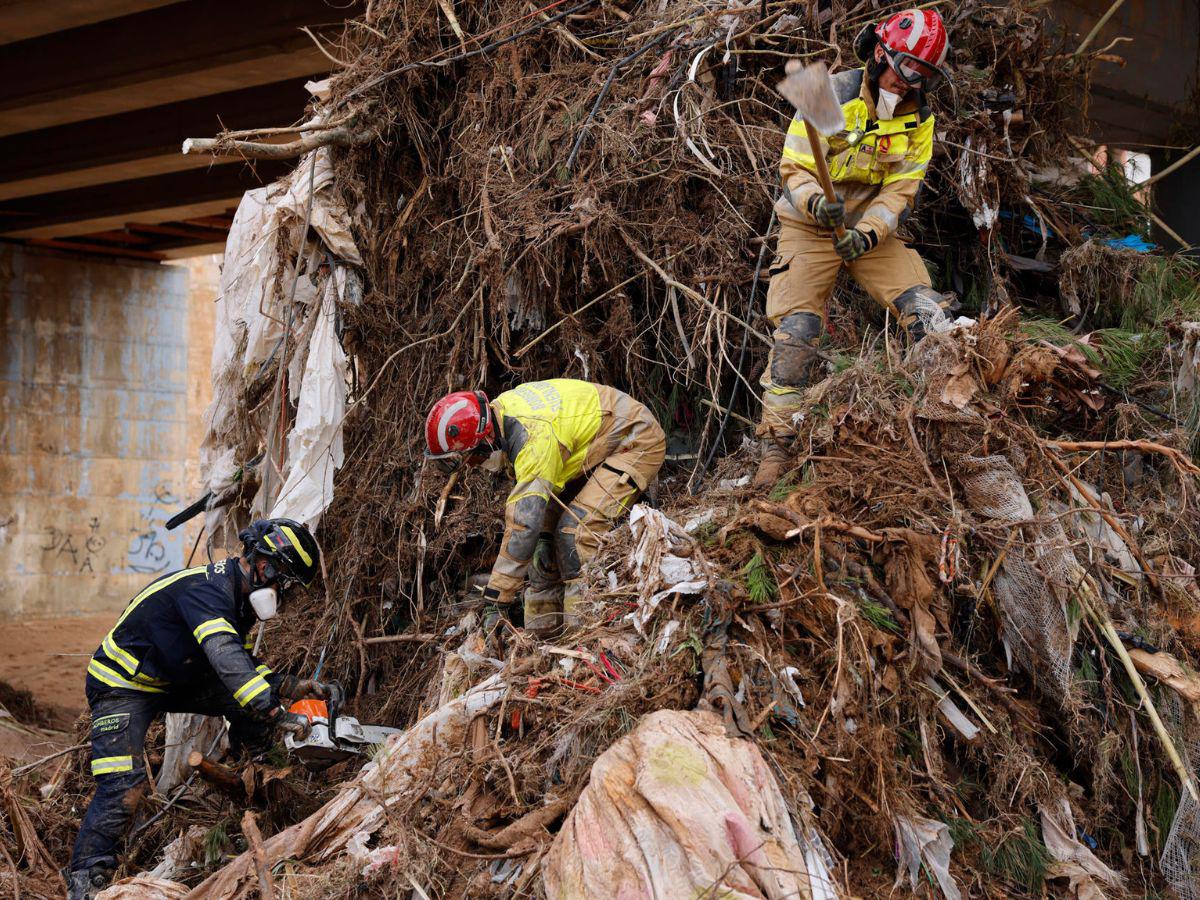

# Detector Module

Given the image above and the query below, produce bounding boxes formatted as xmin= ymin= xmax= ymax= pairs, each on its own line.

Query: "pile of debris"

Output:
xmin=5 ymin=0 xmax=1200 ymax=897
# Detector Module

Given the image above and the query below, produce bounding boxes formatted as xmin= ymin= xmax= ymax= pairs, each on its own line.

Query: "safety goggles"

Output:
xmin=260 ymin=558 xmax=301 ymax=591
xmin=883 ymin=48 xmax=948 ymax=91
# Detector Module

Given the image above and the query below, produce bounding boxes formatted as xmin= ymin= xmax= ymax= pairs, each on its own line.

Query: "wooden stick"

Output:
xmin=362 ymin=633 xmax=439 ymax=645
xmin=10 ymin=742 xmax=86 ymax=777
xmin=1073 ymin=0 xmax=1127 ymax=56
xmin=242 ymin=811 xmax=276 ymax=900
xmin=754 ymin=500 xmax=887 ymax=543
xmin=189 ymin=751 xmax=245 ymax=799
xmin=39 ymin=753 xmax=75 ymax=800
xmin=182 ymin=127 xmax=373 ymax=160
xmin=802 ymin=120 xmax=846 ymax=239
xmin=1044 ymin=439 xmax=1200 ymax=477
xmin=1080 ymin=583 xmax=1198 ymax=801
xmin=458 ymin=797 xmax=572 ymax=850
xmin=1150 ymin=211 xmax=1192 ymax=251
xmin=434 ymin=470 xmax=459 ymax=529
xmin=1144 ymin=144 xmax=1200 ymax=187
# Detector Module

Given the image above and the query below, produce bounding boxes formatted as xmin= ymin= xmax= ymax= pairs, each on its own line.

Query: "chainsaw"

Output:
xmin=283 ymin=685 xmax=403 ymax=768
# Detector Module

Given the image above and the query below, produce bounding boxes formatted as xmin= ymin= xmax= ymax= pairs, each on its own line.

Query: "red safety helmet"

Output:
xmin=424 ymin=390 xmax=495 ymax=472
xmin=857 ymin=9 xmax=950 ymax=91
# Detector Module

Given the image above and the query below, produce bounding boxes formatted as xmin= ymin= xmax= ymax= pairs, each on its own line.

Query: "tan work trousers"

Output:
xmin=765 ymin=220 xmax=931 ymax=324
xmin=525 ymin=416 xmax=666 ymax=628
xmin=758 ymin=221 xmax=931 ymax=436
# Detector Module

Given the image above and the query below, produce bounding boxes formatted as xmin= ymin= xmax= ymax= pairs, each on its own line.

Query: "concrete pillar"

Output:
xmin=0 ymin=245 xmax=216 ymax=618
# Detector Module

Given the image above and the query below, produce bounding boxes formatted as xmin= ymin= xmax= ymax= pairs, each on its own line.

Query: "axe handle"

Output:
xmin=803 ymin=120 xmax=847 ymax=240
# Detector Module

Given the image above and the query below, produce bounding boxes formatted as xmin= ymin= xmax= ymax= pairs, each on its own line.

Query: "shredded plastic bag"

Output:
xmin=894 ymin=814 xmax=963 ymax=900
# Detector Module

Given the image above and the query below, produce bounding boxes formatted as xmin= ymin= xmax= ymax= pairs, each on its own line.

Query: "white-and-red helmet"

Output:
xmin=424 ymin=390 xmax=495 ymax=470
xmin=859 ymin=9 xmax=950 ymax=91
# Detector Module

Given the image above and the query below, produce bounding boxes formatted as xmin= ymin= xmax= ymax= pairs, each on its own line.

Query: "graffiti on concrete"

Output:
xmin=125 ymin=480 xmax=183 ymax=575
xmin=41 ymin=516 xmax=107 ymax=574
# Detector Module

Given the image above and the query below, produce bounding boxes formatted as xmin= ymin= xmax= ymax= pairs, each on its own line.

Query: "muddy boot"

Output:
xmin=561 ymin=578 xmax=585 ymax=631
xmin=67 ymin=867 xmax=111 ymax=900
xmin=893 ymin=286 xmax=952 ymax=343
xmin=753 ymin=437 xmax=792 ymax=489
xmin=523 ymin=587 xmax=561 ymax=637
xmin=755 ymin=311 xmax=821 ymax=489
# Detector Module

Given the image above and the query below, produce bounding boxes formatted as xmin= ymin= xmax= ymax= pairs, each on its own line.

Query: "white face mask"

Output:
xmin=249 ymin=587 xmax=278 ymax=621
xmin=877 ymin=88 xmax=902 ymax=120
xmin=480 ymin=449 xmax=506 ymax=473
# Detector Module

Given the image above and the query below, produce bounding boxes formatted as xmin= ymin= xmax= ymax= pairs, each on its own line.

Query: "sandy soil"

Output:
xmin=0 ymin=613 xmax=111 ymax=715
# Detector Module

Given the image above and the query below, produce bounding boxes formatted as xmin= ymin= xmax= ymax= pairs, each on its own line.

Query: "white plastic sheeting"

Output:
xmin=270 ymin=275 xmax=346 ymax=527
xmin=199 ymin=132 xmax=360 ymax=542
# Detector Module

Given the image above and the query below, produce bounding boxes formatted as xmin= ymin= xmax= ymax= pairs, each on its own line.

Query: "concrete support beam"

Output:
xmin=0 ymin=161 xmax=291 ymax=238
xmin=0 ymin=78 xmax=314 ymax=192
xmin=0 ymin=0 xmax=180 ymax=44
xmin=0 ymin=0 xmax=352 ymax=111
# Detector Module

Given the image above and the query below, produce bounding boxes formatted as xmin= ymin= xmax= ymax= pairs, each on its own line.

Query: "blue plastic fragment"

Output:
xmin=1103 ymin=234 xmax=1157 ymax=252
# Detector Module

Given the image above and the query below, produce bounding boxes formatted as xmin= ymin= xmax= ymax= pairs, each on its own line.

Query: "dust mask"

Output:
xmin=876 ymin=88 xmax=902 ymax=120
xmin=480 ymin=449 xmax=506 ymax=473
xmin=249 ymin=587 xmax=278 ymax=621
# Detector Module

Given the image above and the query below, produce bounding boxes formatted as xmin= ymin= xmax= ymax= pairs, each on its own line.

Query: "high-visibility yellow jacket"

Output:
xmin=484 ymin=379 xmax=659 ymax=600
xmin=776 ymin=67 xmax=934 ymax=244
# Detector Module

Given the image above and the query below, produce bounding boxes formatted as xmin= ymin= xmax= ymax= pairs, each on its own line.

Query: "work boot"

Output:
xmin=561 ymin=578 xmax=585 ymax=631
xmin=523 ymin=587 xmax=561 ymax=638
xmin=893 ymin=286 xmax=952 ymax=343
xmin=755 ymin=311 xmax=821 ymax=489
xmin=753 ymin=437 xmax=792 ymax=489
xmin=67 ymin=867 xmax=111 ymax=900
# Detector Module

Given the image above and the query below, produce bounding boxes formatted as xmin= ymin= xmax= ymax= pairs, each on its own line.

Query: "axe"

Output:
xmin=776 ymin=61 xmax=846 ymax=238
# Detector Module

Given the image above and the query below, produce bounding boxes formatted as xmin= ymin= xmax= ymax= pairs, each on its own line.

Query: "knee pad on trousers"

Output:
xmin=769 ymin=312 xmax=823 ymax=389
xmin=893 ymin=286 xmax=950 ymax=342
xmin=554 ymin=506 xmax=585 ymax=581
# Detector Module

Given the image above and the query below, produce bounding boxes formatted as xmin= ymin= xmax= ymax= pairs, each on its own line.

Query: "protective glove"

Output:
xmin=274 ymin=709 xmax=312 ymax=741
xmin=279 ymin=676 xmax=332 ymax=700
xmin=833 ymin=228 xmax=874 ymax=262
xmin=806 ymin=192 xmax=845 ymax=229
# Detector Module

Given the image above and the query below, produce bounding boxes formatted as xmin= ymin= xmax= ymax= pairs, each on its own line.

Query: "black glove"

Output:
xmin=806 ymin=192 xmax=845 ymax=229
xmin=833 ymin=228 xmax=876 ymax=261
xmin=274 ymin=709 xmax=312 ymax=740
xmin=279 ymin=676 xmax=332 ymax=700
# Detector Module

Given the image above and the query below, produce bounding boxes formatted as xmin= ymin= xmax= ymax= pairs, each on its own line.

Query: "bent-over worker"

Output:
xmin=757 ymin=8 xmax=954 ymax=487
xmin=68 ymin=518 xmax=332 ymax=900
xmin=425 ymin=379 xmax=666 ymax=633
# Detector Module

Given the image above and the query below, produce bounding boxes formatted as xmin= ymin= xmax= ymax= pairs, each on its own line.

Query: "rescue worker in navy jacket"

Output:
xmin=67 ymin=518 xmax=329 ymax=899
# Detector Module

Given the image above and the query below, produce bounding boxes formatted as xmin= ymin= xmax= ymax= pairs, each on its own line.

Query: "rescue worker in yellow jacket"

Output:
xmin=425 ymin=380 xmax=665 ymax=633
xmin=756 ymin=9 xmax=953 ymax=487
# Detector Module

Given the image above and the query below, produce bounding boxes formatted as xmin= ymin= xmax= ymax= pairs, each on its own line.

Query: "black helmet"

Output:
xmin=238 ymin=518 xmax=320 ymax=588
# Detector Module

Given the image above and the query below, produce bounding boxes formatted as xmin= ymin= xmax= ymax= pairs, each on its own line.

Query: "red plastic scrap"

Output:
xmin=513 ymin=677 xmax=545 ymax=731
xmin=556 ymin=676 xmax=602 ymax=695
xmin=599 ymin=651 xmax=622 ymax=682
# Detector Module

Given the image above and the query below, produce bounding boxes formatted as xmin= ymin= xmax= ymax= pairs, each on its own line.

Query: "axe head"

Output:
xmin=776 ymin=60 xmax=844 ymax=136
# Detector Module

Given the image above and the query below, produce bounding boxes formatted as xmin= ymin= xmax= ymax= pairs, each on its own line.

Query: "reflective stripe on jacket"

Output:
xmin=776 ymin=67 xmax=934 ymax=243
xmin=88 ymin=559 xmax=278 ymax=715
